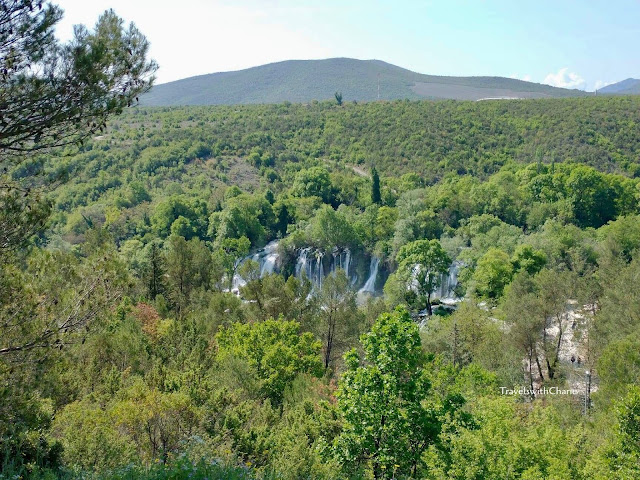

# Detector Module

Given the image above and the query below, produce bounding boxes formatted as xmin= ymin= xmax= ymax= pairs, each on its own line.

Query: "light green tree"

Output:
xmin=335 ymin=307 xmax=440 ymax=479
xmin=396 ymin=239 xmax=451 ymax=315
xmin=216 ymin=318 xmax=322 ymax=405
xmin=473 ymin=247 xmax=513 ymax=299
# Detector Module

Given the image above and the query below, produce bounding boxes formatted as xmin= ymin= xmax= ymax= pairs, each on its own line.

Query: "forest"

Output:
xmin=3 ymin=3 xmax=640 ymax=479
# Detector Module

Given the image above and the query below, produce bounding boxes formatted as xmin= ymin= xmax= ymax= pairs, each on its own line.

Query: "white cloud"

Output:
xmin=594 ymin=80 xmax=613 ymax=91
xmin=543 ymin=68 xmax=586 ymax=89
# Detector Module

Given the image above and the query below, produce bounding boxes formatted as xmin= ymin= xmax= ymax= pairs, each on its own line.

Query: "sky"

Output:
xmin=54 ymin=0 xmax=640 ymax=91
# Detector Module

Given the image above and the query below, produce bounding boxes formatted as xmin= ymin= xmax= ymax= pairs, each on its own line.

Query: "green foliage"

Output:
xmin=335 ymin=307 xmax=443 ymax=479
xmin=423 ymin=397 xmax=582 ymax=480
xmin=52 ymin=400 xmax=137 ymax=470
xmin=511 ymin=244 xmax=547 ymax=275
xmin=306 ymin=205 xmax=360 ymax=251
xmin=291 ymin=167 xmax=333 ymax=204
xmin=215 ymin=194 xmax=275 ymax=245
xmin=395 ymin=239 xmax=451 ymax=314
xmin=0 ymin=5 xmax=156 ymax=156
xmin=588 ymin=386 xmax=640 ymax=479
xmin=473 ymin=248 xmax=514 ymax=299
xmin=216 ymin=318 xmax=323 ymax=405
xmin=152 ymin=196 xmax=208 ymax=240
xmin=165 ymin=235 xmax=213 ymax=316
xmin=371 ymin=166 xmax=381 ymax=204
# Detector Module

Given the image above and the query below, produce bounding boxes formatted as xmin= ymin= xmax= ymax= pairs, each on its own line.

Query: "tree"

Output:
xmin=213 ymin=236 xmax=251 ymax=291
xmin=335 ymin=91 xmax=343 ymax=106
xmin=141 ymin=240 xmax=165 ymax=300
xmin=307 ymin=204 xmax=359 ymax=251
xmin=502 ymin=269 xmax=574 ymax=384
xmin=1 ymin=4 xmax=156 ymax=255
xmin=371 ymin=166 xmax=381 ymax=204
xmin=588 ymin=386 xmax=640 ymax=479
xmin=215 ymin=318 xmax=322 ymax=405
xmin=315 ymin=269 xmax=361 ymax=370
xmin=165 ymin=235 xmax=212 ymax=317
xmin=291 ymin=167 xmax=333 ymax=204
xmin=510 ymin=244 xmax=546 ymax=275
xmin=396 ymin=239 xmax=451 ymax=315
xmin=335 ymin=308 xmax=440 ymax=479
xmin=473 ymin=248 xmax=513 ymax=299
xmin=151 ymin=195 xmax=208 ymax=240
xmin=0 ymin=5 xmax=156 ymax=158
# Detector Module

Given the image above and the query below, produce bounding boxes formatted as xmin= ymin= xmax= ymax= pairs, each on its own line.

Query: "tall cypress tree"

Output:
xmin=371 ymin=166 xmax=381 ymax=204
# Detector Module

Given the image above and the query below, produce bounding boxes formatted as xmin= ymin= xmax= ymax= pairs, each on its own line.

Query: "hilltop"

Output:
xmin=141 ymin=58 xmax=588 ymax=105
xmin=599 ymin=78 xmax=640 ymax=95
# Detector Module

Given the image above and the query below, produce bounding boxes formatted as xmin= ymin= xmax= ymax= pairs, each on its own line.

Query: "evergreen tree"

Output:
xmin=144 ymin=240 xmax=165 ymax=300
xmin=371 ymin=166 xmax=381 ymax=204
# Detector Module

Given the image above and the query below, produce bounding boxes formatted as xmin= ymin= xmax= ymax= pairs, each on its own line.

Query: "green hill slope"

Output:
xmin=141 ymin=58 xmax=587 ymax=105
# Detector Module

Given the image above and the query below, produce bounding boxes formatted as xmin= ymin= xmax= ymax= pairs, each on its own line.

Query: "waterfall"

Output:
xmin=255 ymin=240 xmax=279 ymax=276
xmin=295 ymin=247 xmax=310 ymax=278
xmin=433 ymin=261 xmax=462 ymax=303
xmin=345 ymin=250 xmax=351 ymax=275
xmin=359 ymin=256 xmax=380 ymax=294
xmin=407 ymin=261 xmax=462 ymax=304
xmin=231 ymin=240 xmax=281 ymax=294
xmin=231 ymin=243 xmax=379 ymax=296
xmin=293 ymin=247 xmax=359 ymax=290
xmin=315 ymin=250 xmax=324 ymax=288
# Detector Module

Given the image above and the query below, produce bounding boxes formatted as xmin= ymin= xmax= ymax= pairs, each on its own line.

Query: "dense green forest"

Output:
xmin=5 ymin=93 xmax=640 ymax=479
xmin=4 ymin=4 xmax=640 ymax=479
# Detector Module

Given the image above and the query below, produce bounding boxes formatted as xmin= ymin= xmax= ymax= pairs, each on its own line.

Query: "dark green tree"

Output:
xmin=371 ymin=166 xmax=381 ymax=204
xmin=0 ymin=5 xmax=157 ymax=157
xmin=142 ymin=240 xmax=165 ymax=300
xmin=335 ymin=91 xmax=343 ymax=106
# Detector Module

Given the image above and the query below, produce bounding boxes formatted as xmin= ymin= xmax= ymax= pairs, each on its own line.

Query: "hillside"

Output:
xmin=141 ymin=58 xmax=588 ymax=105
xmin=599 ymin=78 xmax=640 ymax=95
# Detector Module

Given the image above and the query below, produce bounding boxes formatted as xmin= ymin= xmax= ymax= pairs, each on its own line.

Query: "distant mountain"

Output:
xmin=599 ymin=78 xmax=640 ymax=95
xmin=141 ymin=58 xmax=588 ymax=106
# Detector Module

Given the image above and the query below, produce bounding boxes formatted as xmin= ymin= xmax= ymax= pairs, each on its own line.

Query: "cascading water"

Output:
xmin=407 ymin=261 xmax=462 ymax=304
xmin=231 ymin=242 xmax=380 ymax=296
xmin=359 ymin=256 xmax=380 ymax=294
xmin=293 ymin=247 xmax=361 ymax=291
xmin=252 ymin=240 xmax=279 ymax=276
xmin=433 ymin=261 xmax=462 ymax=303
xmin=231 ymin=240 xmax=280 ymax=293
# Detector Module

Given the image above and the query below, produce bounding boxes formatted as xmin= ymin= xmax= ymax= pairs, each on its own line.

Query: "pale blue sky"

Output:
xmin=54 ymin=0 xmax=640 ymax=90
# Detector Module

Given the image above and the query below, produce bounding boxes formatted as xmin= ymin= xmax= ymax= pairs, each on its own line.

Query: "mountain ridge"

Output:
xmin=599 ymin=78 xmax=640 ymax=95
xmin=141 ymin=57 xmax=589 ymax=105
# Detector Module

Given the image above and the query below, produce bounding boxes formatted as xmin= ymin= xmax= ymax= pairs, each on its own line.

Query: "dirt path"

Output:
xmin=350 ymin=164 xmax=370 ymax=178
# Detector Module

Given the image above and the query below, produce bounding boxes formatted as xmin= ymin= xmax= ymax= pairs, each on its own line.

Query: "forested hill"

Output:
xmin=30 ymin=95 xmax=640 ymax=244
xmin=599 ymin=78 xmax=640 ymax=95
xmin=140 ymin=58 xmax=588 ymax=105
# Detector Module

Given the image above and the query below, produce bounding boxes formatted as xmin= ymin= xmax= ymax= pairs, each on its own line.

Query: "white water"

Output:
xmin=359 ymin=256 xmax=380 ymax=294
xmin=433 ymin=261 xmax=462 ymax=303
xmin=230 ymin=242 xmax=386 ymax=297
xmin=295 ymin=247 xmax=358 ymax=290
xmin=231 ymin=240 xmax=280 ymax=294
